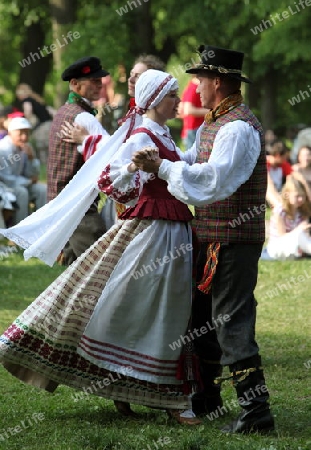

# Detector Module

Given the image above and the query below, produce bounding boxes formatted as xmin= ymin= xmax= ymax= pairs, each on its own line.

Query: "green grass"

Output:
xmin=0 ymin=248 xmax=311 ymax=450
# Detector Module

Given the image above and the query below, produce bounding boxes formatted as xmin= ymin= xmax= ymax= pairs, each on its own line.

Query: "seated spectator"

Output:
xmin=266 ymin=140 xmax=292 ymax=192
xmin=292 ymin=145 xmax=311 ymax=190
xmin=0 ymin=110 xmax=8 ymax=140
xmin=0 ymin=117 xmax=47 ymax=224
xmin=263 ymin=173 xmax=311 ymax=260
xmin=0 ymin=118 xmax=7 ymax=140
xmin=0 ymin=107 xmax=26 ymax=141
xmin=291 ymin=127 xmax=311 ymax=163
xmin=266 ymin=172 xmax=281 ymax=209
xmin=0 ymin=181 xmax=17 ymax=232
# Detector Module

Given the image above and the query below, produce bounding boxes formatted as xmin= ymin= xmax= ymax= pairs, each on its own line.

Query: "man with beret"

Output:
xmin=63 ymin=53 xmax=166 ymax=152
xmin=132 ymin=45 xmax=274 ymax=434
xmin=48 ymin=56 xmax=110 ymax=265
xmin=0 ymin=117 xmax=47 ymax=224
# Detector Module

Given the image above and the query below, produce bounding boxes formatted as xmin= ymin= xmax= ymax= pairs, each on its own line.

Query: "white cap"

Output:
xmin=8 ymin=117 xmax=32 ymax=132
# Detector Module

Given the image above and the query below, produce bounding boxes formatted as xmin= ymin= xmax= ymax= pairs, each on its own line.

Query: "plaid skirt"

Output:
xmin=0 ymin=218 xmax=193 ymax=410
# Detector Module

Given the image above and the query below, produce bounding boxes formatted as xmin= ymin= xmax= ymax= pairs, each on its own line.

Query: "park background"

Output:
xmin=0 ymin=0 xmax=311 ymax=133
xmin=1 ymin=1 xmax=311 ymax=449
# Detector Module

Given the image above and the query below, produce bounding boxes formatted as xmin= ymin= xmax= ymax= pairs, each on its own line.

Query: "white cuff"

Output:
xmin=158 ymin=159 xmax=173 ymax=180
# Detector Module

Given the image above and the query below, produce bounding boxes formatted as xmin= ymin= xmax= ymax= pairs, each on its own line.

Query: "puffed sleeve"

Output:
xmin=97 ymin=134 xmax=155 ymax=206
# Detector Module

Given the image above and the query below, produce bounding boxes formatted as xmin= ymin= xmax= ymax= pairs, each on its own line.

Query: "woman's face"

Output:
xmin=153 ymin=90 xmax=180 ymax=124
xmin=128 ymin=63 xmax=148 ymax=97
xmin=298 ymin=147 xmax=311 ymax=168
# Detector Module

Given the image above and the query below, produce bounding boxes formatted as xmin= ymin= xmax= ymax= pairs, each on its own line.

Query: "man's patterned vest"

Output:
xmin=47 ymin=103 xmax=85 ymax=201
xmin=193 ymin=105 xmax=267 ymax=244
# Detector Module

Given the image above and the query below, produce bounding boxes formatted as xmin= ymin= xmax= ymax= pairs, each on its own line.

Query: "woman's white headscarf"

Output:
xmin=0 ymin=70 xmax=178 ymax=266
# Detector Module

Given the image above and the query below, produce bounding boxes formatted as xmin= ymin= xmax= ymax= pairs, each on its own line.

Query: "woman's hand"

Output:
xmin=132 ymin=147 xmax=162 ymax=173
xmin=60 ymin=121 xmax=88 ymax=144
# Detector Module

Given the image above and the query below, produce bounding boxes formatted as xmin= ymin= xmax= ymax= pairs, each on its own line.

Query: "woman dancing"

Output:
xmin=0 ymin=70 xmax=200 ymax=425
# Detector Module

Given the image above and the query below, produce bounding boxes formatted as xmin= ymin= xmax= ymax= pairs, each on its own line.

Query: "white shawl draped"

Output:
xmin=0 ymin=70 xmax=178 ymax=266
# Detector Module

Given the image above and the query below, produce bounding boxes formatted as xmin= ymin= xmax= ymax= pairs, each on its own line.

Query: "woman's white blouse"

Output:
xmin=97 ymin=118 xmax=179 ymax=207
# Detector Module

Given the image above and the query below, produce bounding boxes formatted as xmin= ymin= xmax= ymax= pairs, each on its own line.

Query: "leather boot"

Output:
xmin=221 ymin=355 xmax=275 ymax=434
xmin=114 ymin=401 xmax=137 ymax=417
xmin=192 ymin=359 xmax=223 ymax=416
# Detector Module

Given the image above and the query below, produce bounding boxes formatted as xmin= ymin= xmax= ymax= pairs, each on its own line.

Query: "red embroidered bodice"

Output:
xmin=120 ymin=128 xmax=193 ymax=222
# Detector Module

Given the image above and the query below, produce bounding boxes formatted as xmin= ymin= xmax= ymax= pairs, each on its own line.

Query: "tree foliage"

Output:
xmin=0 ymin=0 xmax=310 ymax=131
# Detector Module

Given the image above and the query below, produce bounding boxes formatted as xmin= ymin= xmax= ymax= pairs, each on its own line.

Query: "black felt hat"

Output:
xmin=186 ymin=45 xmax=251 ymax=83
xmin=61 ymin=56 xmax=109 ymax=81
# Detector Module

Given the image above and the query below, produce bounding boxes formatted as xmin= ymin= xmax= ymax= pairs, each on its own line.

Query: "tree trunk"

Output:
xmin=245 ymin=55 xmax=260 ymax=113
xmin=18 ymin=22 xmax=52 ymax=95
xmin=49 ymin=0 xmax=78 ymax=108
xmin=124 ymin=1 xmax=157 ymax=61
xmin=158 ymin=36 xmax=177 ymax=66
xmin=136 ymin=2 xmax=155 ymax=54
xmin=261 ymin=68 xmax=278 ymax=130
xmin=248 ymin=81 xmax=261 ymax=114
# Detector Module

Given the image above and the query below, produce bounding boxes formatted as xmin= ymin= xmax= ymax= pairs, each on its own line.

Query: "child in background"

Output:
xmin=264 ymin=174 xmax=311 ymax=259
xmin=292 ymin=145 xmax=311 ymax=190
xmin=266 ymin=140 xmax=292 ymax=192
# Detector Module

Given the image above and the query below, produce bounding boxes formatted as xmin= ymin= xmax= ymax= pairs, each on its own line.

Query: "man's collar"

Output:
xmin=67 ymin=91 xmax=97 ymax=116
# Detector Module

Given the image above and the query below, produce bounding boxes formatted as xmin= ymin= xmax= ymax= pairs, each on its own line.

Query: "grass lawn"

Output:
xmin=0 ymin=247 xmax=311 ymax=450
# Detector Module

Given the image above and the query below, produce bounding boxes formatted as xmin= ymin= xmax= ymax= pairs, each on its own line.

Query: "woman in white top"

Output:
xmin=0 ymin=70 xmax=200 ymax=425
xmin=266 ymin=173 xmax=311 ymax=259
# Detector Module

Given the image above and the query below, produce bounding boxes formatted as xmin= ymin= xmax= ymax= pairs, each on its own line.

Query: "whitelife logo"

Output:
xmin=19 ymin=31 xmax=81 ymax=68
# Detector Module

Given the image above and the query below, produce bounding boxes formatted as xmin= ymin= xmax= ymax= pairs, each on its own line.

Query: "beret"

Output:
xmin=62 ymin=56 xmax=109 ymax=81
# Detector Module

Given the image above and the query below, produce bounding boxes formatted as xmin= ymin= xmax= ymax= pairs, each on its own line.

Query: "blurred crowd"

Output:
xmin=1 ymin=72 xmax=311 ymax=262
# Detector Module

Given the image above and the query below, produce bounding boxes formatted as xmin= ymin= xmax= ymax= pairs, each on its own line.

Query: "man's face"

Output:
xmin=9 ymin=129 xmax=30 ymax=147
xmin=74 ymin=77 xmax=103 ymax=102
xmin=128 ymin=62 xmax=148 ymax=97
xmin=196 ymin=75 xmax=218 ymax=110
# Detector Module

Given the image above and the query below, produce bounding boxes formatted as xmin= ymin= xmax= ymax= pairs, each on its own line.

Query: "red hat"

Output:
xmin=7 ymin=111 xmax=24 ymax=119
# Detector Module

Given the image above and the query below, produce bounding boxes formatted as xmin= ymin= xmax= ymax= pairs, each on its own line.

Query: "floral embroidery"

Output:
xmin=49 ymin=350 xmax=63 ymax=364
xmin=10 ymin=328 xmax=25 ymax=341
xmin=29 ymin=338 xmax=42 ymax=352
xmin=77 ymin=357 xmax=90 ymax=370
xmin=39 ymin=343 xmax=52 ymax=357
xmin=60 ymin=350 xmax=72 ymax=365
xmin=98 ymin=165 xmax=140 ymax=204
xmin=19 ymin=334 xmax=33 ymax=347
